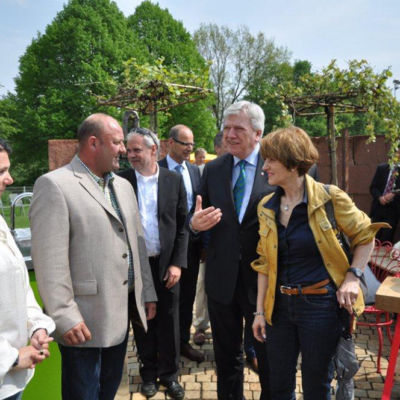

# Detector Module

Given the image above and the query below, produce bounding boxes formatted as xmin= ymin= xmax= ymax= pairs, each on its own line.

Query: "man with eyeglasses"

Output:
xmin=119 ymin=128 xmax=188 ymax=399
xmin=159 ymin=125 xmax=205 ymax=363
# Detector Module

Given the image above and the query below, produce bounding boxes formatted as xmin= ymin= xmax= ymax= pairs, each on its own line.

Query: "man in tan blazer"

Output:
xmin=30 ymin=113 xmax=157 ymax=400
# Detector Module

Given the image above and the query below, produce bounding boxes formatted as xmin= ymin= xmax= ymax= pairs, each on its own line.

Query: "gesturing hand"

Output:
xmin=191 ymin=195 xmax=222 ymax=232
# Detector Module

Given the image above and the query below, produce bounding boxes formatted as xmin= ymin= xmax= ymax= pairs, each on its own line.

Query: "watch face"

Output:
xmin=349 ymin=267 xmax=362 ymax=278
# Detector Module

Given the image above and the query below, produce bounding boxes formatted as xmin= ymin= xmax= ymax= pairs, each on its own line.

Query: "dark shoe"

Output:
xmin=246 ymin=356 xmax=258 ymax=374
xmin=141 ymin=381 xmax=159 ymax=398
xmin=193 ymin=328 xmax=206 ymax=346
xmin=161 ymin=380 xmax=185 ymax=400
xmin=181 ymin=342 xmax=205 ymax=363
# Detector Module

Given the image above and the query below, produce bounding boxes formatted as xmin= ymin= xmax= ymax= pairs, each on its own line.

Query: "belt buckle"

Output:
xmin=280 ymin=285 xmax=292 ymax=295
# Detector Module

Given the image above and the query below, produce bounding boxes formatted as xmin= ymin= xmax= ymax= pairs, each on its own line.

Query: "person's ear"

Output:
xmin=88 ymin=136 xmax=97 ymax=150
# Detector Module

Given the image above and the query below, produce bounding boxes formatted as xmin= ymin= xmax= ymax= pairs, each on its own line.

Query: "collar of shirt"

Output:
xmin=265 ymin=180 xmax=308 ymax=216
xmin=77 ymin=156 xmax=114 ymax=189
xmin=166 ymin=154 xmax=187 ymax=172
xmin=233 ymin=143 xmax=260 ymax=168
xmin=134 ymin=164 xmax=159 ymax=184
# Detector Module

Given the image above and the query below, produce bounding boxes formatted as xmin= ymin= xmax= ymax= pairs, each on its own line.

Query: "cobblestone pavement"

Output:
xmin=117 ymin=315 xmax=400 ymax=400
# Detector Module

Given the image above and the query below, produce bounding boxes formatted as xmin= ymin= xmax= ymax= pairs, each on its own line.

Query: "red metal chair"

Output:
xmin=355 ymin=239 xmax=400 ymax=373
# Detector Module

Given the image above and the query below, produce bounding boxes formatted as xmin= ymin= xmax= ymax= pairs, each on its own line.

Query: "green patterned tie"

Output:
xmin=233 ymin=160 xmax=246 ymax=216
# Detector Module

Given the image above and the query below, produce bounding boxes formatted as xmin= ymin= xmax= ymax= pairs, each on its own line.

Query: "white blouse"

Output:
xmin=0 ymin=215 xmax=55 ymax=399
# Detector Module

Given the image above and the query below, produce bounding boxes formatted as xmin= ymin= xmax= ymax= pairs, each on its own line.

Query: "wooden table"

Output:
xmin=375 ymin=276 xmax=400 ymax=399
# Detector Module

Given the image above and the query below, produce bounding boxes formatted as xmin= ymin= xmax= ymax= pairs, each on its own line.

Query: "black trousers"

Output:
xmin=129 ymin=257 xmax=180 ymax=383
xmin=179 ymin=238 xmax=202 ymax=344
xmin=208 ymin=280 xmax=270 ymax=400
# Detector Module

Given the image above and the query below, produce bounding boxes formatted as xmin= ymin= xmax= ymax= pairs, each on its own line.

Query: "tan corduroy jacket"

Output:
xmin=251 ymin=175 xmax=388 ymax=325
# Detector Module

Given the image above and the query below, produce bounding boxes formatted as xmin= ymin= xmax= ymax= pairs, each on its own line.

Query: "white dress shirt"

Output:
xmin=0 ymin=215 xmax=55 ymax=399
xmin=232 ymin=143 xmax=260 ymax=223
xmin=166 ymin=154 xmax=193 ymax=211
xmin=135 ymin=167 xmax=161 ymax=257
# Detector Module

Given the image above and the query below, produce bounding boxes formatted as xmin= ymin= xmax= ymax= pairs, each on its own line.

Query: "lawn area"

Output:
xmin=1 ymin=206 xmax=30 ymax=228
xmin=23 ymin=272 xmax=62 ymax=400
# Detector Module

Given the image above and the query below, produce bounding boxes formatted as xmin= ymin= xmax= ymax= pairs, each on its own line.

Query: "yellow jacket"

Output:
xmin=251 ymin=175 xmax=388 ymax=325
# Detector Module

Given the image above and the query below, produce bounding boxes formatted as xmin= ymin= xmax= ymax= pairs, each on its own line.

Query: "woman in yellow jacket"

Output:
xmin=251 ymin=126 xmax=386 ymax=400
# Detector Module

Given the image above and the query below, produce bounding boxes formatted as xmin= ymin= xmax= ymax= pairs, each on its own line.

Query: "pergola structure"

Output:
xmin=284 ymin=92 xmax=369 ymax=186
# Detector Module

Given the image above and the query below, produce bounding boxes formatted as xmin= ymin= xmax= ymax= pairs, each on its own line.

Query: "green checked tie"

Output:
xmin=233 ymin=160 xmax=246 ymax=217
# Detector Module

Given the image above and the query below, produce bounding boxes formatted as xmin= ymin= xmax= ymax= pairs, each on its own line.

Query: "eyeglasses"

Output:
xmin=173 ymin=137 xmax=195 ymax=147
xmin=130 ymin=127 xmax=159 ymax=148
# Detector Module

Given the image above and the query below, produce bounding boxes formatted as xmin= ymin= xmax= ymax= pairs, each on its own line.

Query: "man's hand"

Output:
xmin=145 ymin=302 xmax=157 ymax=320
xmin=380 ymin=193 xmax=395 ymax=205
xmin=62 ymin=322 xmax=92 ymax=346
xmin=31 ymin=328 xmax=53 ymax=352
xmin=191 ymin=195 xmax=222 ymax=232
xmin=336 ymin=273 xmax=360 ymax=314
xmin=14 ymin=345 xmax=49 ymax=370
xmin=164 ymin=265 xmax=181 ymax=289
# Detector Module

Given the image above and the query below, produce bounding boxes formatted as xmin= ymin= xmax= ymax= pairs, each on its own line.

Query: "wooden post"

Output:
xmin=149 ymin=103 xmax=158 ymax=134
xmin=326 ymin=105 xmax=338 ymax=185
xmin=342 ymin=129 xmax=349 ymax=191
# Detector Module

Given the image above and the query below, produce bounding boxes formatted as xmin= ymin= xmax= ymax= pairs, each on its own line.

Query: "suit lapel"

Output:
xmin=157 ymin=168 xmax=169 ymax=219
xmin=71 ymin=156 xmax=121 ymax=222
xmin=221 ymin=154 xmax=236 ymax=219
xmin=242 ymin=154 xmax=271 ymax=223
xmin=130 ymin=170 xmax=139 ymax=198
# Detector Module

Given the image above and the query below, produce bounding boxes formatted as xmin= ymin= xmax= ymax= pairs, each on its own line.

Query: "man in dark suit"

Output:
xmin=191 ymin=101 xmax=273 ymax=400
xmin=159 ymin=125 xmax=204 ymax=363
xmin=119 ymin=128 xmax=188 ymax=399
xmin=370 ymin=161 xmax=400 ymax=242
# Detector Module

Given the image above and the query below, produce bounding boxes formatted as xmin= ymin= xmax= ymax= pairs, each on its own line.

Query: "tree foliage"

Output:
xmin=264 ymin=59 xmax=400 ymax=183
xmin=13 ymin=0 xmax=140 ymax=183
xmin=193 ymin=23 xmax=291 ymax=129
xmin=0 ymin=95 xmax=19 ymax=142
xmin=128 ymin=1 xmax=204 ymax=69
xmin=127 ymin=1 xmax=216 ymax=144
xmin=98 ymin=57 xmax=212 ymax=134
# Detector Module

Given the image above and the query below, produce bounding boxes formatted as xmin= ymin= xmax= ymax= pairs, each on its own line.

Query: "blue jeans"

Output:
xmin=266 ymin=283 xmax=341 ymax=400
xmin=4 ymin=391 xmax=22 ymax=400
xmin=59 ymin=331 xmax=128 ymax=400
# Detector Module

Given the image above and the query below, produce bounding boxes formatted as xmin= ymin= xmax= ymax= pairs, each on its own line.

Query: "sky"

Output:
xmin=1 ymin=0 xmax=400 ymax=97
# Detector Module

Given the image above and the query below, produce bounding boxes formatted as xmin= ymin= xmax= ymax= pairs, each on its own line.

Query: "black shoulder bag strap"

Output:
xmin=323 ymin=184 xmax=352 ymax=262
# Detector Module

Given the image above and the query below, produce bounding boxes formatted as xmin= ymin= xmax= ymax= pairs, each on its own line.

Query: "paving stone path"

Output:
xmin=117 ymin=314 xmax=400 ymax=399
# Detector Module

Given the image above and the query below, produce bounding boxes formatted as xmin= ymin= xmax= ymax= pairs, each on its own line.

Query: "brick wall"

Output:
xmin=47 ymin=135 xmax=391 ymax=215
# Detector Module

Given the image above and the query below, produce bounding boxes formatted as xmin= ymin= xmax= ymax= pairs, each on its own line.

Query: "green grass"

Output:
xmin=1 ymin=205 xmax=30 ymax=228
xmin=23 ymin=272 xmax=62 ymax=400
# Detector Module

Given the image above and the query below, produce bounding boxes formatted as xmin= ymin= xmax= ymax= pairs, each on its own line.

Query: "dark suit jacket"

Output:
xmin=118 ymin=167 xmax=189 ymax=286
xmin=200 ymin=152 xmax=276 ymax=305
xmin=370 ymin=163 xmax=400 ymax=217
xmin=158 ymin=158 xmax=201 ymax=215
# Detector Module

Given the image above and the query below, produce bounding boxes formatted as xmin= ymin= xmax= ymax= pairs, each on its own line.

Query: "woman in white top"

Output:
xmin=0 ymin=139 xmax=55 ymax=400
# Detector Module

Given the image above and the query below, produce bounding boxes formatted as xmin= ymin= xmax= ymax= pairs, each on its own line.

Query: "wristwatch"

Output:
xmin=347 ymin=267 xmax=364 ymax=279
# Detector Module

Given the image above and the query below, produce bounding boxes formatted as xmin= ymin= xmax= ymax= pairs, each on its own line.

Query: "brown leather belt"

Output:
xmin=279 ymin=279 xmax=330 ymax=296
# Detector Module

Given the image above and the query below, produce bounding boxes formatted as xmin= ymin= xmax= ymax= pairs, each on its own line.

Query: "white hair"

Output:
xmin=223 ymin=101 xmax=265 ymax=133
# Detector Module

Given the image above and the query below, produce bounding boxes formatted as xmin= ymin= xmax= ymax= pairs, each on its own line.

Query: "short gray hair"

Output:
xmin=127 ymin=127 xmax=160 ymax=150
xmin=223 ymin=101 xmax=265 ymax=134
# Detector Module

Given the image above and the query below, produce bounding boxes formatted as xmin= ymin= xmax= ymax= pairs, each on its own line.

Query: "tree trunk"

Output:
xmin=326 ymin=105 xmax=338 ymax=185
xmin=149 ymin=106 xmax=158 ymax=133
xmin=342 ymin=129 xmax=349 ymax=192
